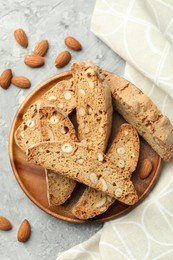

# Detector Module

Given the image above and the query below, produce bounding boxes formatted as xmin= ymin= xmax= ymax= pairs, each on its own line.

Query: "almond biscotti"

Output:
xmin=39 ymin=106 xmax=77 ymax=206
xmin=22 ymin=78 xmax=75 ymax=120
xmin=109 ymin=74 xmax=173 ymax=161
xmin=27 ymin=141 xmax=138 ymax=205
xmin=15 ymin=78 xmax=76 ymax=152
xmin=71 ymin=60 xmax=113 ymax=218
xmin=72 ymin=124 xmax=140 ymax=219
xmin=71 ymin=60 xmax=113 ymax=152
xmin=45 ymin=169 xmax=76 ymax=206
xmin=15 ymin=102 xmax=42 ymax=151
xmin=15 ymin=103 xmax=78 ymax=206
xmin=39 ymin=105 xmax=77 ymax=142
xmin=40 ymin=78 xmax=76 ymax=115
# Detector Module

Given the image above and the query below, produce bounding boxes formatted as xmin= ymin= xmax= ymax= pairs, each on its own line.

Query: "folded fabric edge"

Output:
xmin=57 ymin=229 xmax=102 ymax=260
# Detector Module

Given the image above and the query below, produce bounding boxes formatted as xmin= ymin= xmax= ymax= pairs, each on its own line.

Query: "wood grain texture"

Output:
xmin=9 ymin=71 xmax=162 ymax=223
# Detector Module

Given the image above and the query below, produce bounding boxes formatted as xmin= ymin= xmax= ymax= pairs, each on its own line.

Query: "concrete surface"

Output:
xmin=0 ymin=0 xmax=124 ymax=259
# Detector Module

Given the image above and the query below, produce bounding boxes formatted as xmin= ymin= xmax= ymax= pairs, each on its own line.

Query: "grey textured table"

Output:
xmin=0 ymin=1 xmax=124 ymax=259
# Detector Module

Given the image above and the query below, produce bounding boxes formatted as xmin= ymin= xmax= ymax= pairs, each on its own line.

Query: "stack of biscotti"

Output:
xmin=72 ymin=123 xmax=140 ymax=219
xmin=39 ymin=106 xmax=78 ymax=206
xmin=14 ymin=79 xmax=77 ymax=206
xmin=16 ymin=60 xmax=173 ymax=220
xmin=15 ymin=78 xmax=76 ymax=152
xmin=26 ymin=62 xmax=138 ymax=207
xmin=27 ymin=140 xmax=138 ymax=204
xmin=71 ymin=61 xmax=139 ymax=219
xmin=109 ymin=74 xmax=173 ymax=161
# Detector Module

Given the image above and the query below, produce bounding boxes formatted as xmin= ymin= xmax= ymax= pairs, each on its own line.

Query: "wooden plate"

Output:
xmin=9 ymin=71 xmax=162 ymax=223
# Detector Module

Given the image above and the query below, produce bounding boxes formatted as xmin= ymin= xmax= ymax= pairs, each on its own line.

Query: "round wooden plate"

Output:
xmin=9 ymin=71 xmax=162 ymax=223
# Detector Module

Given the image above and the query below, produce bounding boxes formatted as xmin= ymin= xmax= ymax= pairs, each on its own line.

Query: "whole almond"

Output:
xmin=12 ymin=76 xmax=31 ymax=89
xmin=64 ymin=36 xmax=82 ymax=51
xmin=0 ymin=69 xmax=13 ymax=89
xmin=34 ymin=40 xmax=49 ymax=56
xmin=0 ymin=216 xmax=12 ymax=231
xmin=14 ymin=28 xmax=28 ymax=48
xmin=55 ymin=51 xmax=71 ymax=68
xmin=17 ymin=219 xmax=31 ymax=242
xmin=24 ymin=54 xmax=45 ymax=67
xmin=139 ymin=159 xmax=153 ymax=179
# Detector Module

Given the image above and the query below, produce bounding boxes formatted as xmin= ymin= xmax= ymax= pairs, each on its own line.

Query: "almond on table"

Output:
xmin=17 ymin=219 xmax=31 ymax=243
xmin=0 ymin=216 xmax=12 ymax=231
xmin=34 ymin=40 xmax=49 ymax=56
xmin=64 ymin=36 xmax=82 ymax=51
xmin=55 ymin=51 xmax=71 ymax=68
xmin=14 ymin=28 xmax=28 ymax=48
xmin=12 ymin=76 xmax=31 ymax=89
xmin=24 ymin=54 xmax=45 ymax=68
xmin=0 ymin=69 xmax=13 ymax=89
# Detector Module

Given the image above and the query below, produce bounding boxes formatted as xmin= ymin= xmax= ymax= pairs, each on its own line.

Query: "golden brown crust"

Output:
xmin=15 ymin=79 xmax=76 ymax=152
xmin=27 ymin=140 xmax=138 ymax=205
xmin=72 ymin=124 xmax=140 ymax=219
xmin=39 ymin=105 xmax=77 ymax=207
xmin=70 ymin=61 xmax=113 ymax=218
xmin=109 ymin=74 xmax=173 ymax=161
xmin=45 ymin=169 xmax=76 ymax=206
xmin=71 ymin=61 xmax=113 ymax=153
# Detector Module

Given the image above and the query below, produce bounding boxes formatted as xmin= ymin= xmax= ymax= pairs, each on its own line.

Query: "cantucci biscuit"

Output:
xmin=39 ymin=105 xmax=77 ymax=142
xmin=39 ymin=106 xmax=77 ymax=206
xmin=71 ymin=60 xmax=112 ymax=153
xmin=41 ymin=78 xmax=75 ymax=115
xmin=15 ymin=78 xmax=77 ymax=206
xmin=109 ymin=74 xmax=173 ymax=161
xmin=27 ymin=140 xmax=138 ymax=205
xmin=71 ymin=60 xmax=114 ymax=218
xmin=45 ymin=168 xmax=76 ymax=206
xmin=14 ymin=102 xmax=42 ymax=151
xmin=72 ymin=124 xmax=140 ymax=219
xmin=15 ymin=78 xmax=76 ymax=152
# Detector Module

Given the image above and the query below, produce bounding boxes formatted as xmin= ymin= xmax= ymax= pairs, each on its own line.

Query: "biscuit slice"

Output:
xmin=71 ymin=60 xmax=112 ymax=152
xmin=71 ymin=60 xmax=113 ymax=219
xmin=41 ymin=78 xmax=76 ymax=115
xmin=72 ymin=124 xmax=140 ymax=219
xmin=14 ymin=102 xmax=42 ymax=151
xmin=45 ymin=169 xmax=77 ymax=206
xmin=71 ymin=60 xmax=115 ymax=219
xmin=109 ymin=74 xmax=173 ymax=161
xmin=39 ymin=106 xmax=77 ymax=206
xmin=15 ymin=78 xmax=76 ymax=151
xmin=27 ymin=140 xmax=138 ymax=205
xmin=39 ymin=105 xmax=77 ymax=142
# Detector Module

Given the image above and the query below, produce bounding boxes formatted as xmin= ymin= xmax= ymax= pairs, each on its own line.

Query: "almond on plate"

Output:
xmin=0 ymin=216 xmax=12 ymax=231
xmin=14 ymin=28 xmax=28 ymax=48
xmin=24 ymin=54 xmax=45 ymax=68
xmin=17 ymin=219 xmax=31 ymax=242
xmin=34 ymin=40 xmax=49 ymax=56
xmin=55 ymin=51 xmax=71 ymax=68
xmin=12 ymin=76 xmax=31 ymax=89
xmin=0 ymin=69 xmax=13 ymax=89
xmin=139 ymin=159 xmax=153 ymax=179
xmin=64 ymin=36 xmax=82 ymax=51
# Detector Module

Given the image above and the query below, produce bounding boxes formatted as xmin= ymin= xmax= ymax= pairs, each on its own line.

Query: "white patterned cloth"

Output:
xmin=57 ymin=1 xmax=173 ymax=259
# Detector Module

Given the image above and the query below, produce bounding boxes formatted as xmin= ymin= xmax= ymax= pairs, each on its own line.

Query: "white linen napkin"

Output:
xmin=57 ymin=1 xmax=173 ymax=259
